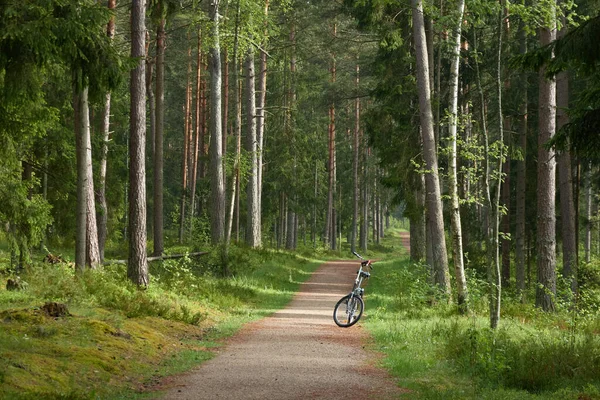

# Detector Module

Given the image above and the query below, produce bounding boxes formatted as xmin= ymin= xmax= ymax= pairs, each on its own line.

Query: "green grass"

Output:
xmin=0 ymin=246 xmax=324 ymax=399
xmin=362 ymin=249 xmax=600 ymax=399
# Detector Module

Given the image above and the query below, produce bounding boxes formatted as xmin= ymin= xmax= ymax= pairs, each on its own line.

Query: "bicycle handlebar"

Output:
xmin=352 ymin=251 xmax=373 ymax=270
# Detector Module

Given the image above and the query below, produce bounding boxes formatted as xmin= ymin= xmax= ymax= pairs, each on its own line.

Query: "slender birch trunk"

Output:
xmin=446 ymin=0 xmax=467 ymax=311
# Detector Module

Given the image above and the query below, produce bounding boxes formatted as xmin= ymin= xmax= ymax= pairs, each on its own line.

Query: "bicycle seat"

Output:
xmin=360 ymin=271 xmax=370 ymax=278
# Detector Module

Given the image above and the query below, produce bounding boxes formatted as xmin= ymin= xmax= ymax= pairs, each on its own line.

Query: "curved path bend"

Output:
xmin=159 ymin=260 xmax=405 ymax=399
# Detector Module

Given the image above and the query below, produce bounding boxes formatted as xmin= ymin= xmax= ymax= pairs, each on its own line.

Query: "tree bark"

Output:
xmin=359 ymin=142 xmax=368 ymax=252
xmin=190 ymin=30 xmax=202 ymax=236
xmin=412 ymin=0 xmax=450 ymax=294
xmin=74 ymin=88 xmax=88 ymax=272
xmin=209 ymin=0 xmax=225 ymax=244
xmin=97 ymin=0 xmax=116 ymax=262
xmin=245 ymin=45 xmax=261 ymax=247
xmin=128 ymin=0 xmax=148 ymax=286
xmin=352 ymin=62 xmax=360 ymax=253
xmin=257 ymin=0 xmax=269 ymax=224
xmin=556 ymin=20 xmax=577 ymax=293
xmin=227 ymin=2 xmax=242 ymax=244
xmin=585 ymin=163 xmax=592 ymax=263
xmin=153 ymin=13 xmax=165 ymax=256
xmin=536 ymin=8 xmax=557 ymax=311
xmin=325 ymin=23 xmax=337 ymax=248
xmin=180 ymin=41 xmax=193 ymax=243
xmin=411 ymin=173 xmax=427 ymax=261
xmin=515 ymin=21 xmax=527 ymax=299
xmin=501 ymin=136 xmax=511 ymax=287
xmin=446 ymin=0 xmax=467 ymax=311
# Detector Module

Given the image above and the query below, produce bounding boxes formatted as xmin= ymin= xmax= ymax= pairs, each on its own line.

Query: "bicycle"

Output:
xmin=333 ymin=251 xmax=373 ymax=327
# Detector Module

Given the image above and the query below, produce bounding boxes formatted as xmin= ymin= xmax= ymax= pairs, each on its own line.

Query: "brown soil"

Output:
xmin=157 ymin=260 xmax=408 ymax=399
xmin=399 ymin=231 xmax=410 ymax=254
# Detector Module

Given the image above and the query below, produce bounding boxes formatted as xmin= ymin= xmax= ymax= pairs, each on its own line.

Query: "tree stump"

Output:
xmin=42 ymin=302 xmax=70 ymax=318
xmin=6 ymin=278 xmax=27 ymax=291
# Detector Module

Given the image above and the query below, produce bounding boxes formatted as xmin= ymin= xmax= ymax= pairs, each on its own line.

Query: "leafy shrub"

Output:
xmin=443 ymin=320 xmax=600 ymax=392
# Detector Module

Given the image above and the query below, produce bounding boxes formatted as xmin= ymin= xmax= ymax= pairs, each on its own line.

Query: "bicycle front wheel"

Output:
xmin=333 ymin=294 xmax=364 ymax=327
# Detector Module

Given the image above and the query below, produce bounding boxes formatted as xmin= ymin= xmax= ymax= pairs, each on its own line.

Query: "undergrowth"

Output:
xmin=364 ymin=250 xmax=600 ymax=399
xmin=0 ymin=245 xmax=323 ymax=399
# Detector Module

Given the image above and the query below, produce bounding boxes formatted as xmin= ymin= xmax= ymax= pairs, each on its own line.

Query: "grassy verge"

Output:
xmin=363 ymin=242 xmax=600 ymax=400
xmin=0 ymin=246 xmax=324 ymax=399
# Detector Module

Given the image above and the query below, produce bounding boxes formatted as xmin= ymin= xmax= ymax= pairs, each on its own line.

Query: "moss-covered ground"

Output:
xmin=0 ymin=246 xmax=330 ymax=399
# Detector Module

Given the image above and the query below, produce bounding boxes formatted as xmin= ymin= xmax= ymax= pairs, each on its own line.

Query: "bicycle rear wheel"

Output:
xmin=333 ymin=294 xmax=364 ymax=327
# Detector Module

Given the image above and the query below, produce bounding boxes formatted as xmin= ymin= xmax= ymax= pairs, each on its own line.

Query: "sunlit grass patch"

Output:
xmin=0 ymin=245 xmax=324 ymax=399
xmin=363 ymin=254 xmax=600 ymax=399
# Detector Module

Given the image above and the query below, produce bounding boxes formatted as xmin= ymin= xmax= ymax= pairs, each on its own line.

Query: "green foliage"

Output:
xmin=0 ymin=247 xmax=323 ymax=398
xmin=363 ymin=253 xmax=600 ymax=398
xmin=444 ymin=322 xmax=600 ymax=392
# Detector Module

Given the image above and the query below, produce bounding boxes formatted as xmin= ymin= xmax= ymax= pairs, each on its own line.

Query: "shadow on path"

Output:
xmin=158 ymin=260 xmax=407 ymax=400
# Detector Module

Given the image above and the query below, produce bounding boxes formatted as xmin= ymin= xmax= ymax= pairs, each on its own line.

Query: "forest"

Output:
xmin=2 ymin=0 xmax=600 ymax=398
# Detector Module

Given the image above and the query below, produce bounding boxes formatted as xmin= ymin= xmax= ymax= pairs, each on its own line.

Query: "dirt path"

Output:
xmin=399 ymin=231 xmax=410 ymax=254
xmin=158 ymin=260 xmax=405 ymax=399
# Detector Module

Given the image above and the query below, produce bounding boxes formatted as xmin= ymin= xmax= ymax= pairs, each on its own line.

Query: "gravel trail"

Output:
xmin=158 ymin=260 xmax=405 ymax=399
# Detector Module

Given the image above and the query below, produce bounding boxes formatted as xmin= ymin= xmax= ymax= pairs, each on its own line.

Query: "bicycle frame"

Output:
xmin=351 ymin=257 xmax=371 ymax=298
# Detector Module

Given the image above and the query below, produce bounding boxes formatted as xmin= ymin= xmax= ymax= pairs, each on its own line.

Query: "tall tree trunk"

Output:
xmin=360 ymin=145 xmax=368 ymax=252
xmin=180 ymin=42 xmax=193 ymax=243
xmin=190 ymin=31 xmax=203 ymax=236
xmin=85 ymin=116 xmax=101 ymax=271
xmin=97 ymin=0 xmax=116 ymax=262
xmin=515 ymin=21 xmax=528 ymax=299
xmin=412 ymin=0 xmax=450 ymax=294
xmin=245 ymin=45 xmax=261 ymax=247
xmin=257 ymin=0 xmax=269 ymax=224
xmin=227 ymin=2 xmax=242 ymax=244
xmin=73 ymin=87 xmax=100 ymax=270
xmin=285 ymin=22 xmax=297 ymax=251
xmin=74 ymin=88 xmax=88 ymax=272
xmin=501 ymin=13 xmax=512 ymax=289
xmin=128 ymin=0 xmax=148 ymax=286
xmin=474 ymin=13 xmax=503 ymax=328
xmin=446 ymin=0 xmax=468 ymax=312
xmin=209 ymin=0 xmax=225 ymax=244
xmin=351 ymin=62 xmax=360 ymax=253
xmin=153 ymin=13 xmax=165 ymax=256
xmin=536 ymin=4 xmax=557 ymax=311
xmin=501 ymin=128 xmax=511 ymax=288
xmin=489 ymin=5 xmax=506 ymax=328
xmin=286 ymin=208 xmax=296 ymax=250
xmin=411 ymin=173 xmax=427 ymax=261
xmin=556 ymin=19 xmax=577 ymax=294
xmin=325 ymin=23 xmax=337 ymax=248
xmin=585 ymin=163 xmax=592 ymax=263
